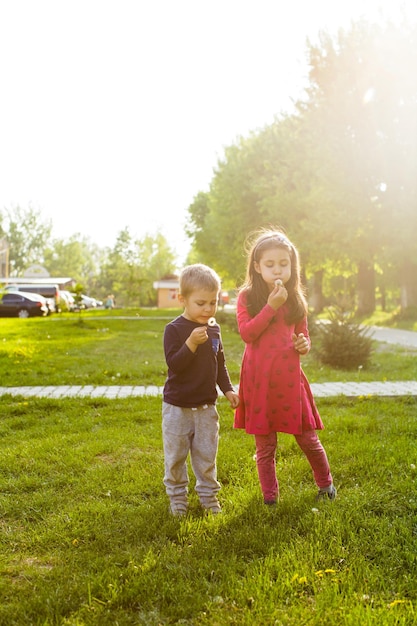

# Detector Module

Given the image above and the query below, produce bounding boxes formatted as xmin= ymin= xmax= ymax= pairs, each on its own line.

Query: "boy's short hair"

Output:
xmin=179 ymin=264 xmax=221 ymax=297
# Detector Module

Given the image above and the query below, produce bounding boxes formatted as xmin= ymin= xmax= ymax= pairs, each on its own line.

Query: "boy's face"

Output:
xmin=178 ymin=288 xmax=219 ymax=325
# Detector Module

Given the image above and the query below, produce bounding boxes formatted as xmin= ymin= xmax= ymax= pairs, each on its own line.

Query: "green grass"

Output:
xmin=0 ymin=395 xmax=416 ymax=625
xmin=358 ymin=307 xmax=417 ymax=332
xmin=0 ymin=308 xmax=416 ymax=624
xmin=0 ymin=308 xmax=416 ymax=387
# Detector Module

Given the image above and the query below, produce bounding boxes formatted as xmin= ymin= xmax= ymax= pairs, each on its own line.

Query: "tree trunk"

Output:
xmin=400 ymin=260 xmax=417 ymax=311
xmin=357 ymin=261 xmax=375 ymax=315
xmin=309 ymin=269 xmax=326 ymax=313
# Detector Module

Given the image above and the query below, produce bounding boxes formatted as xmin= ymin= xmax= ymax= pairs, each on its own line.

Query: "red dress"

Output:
xmin=234 ymin=291 xmax=323 ymax=436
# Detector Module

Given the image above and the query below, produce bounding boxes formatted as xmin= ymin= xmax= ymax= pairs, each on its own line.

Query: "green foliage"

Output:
xmin=3 ymin=18 xmax=417 ymax=314
xmin=72 ymin=283 xmax=84 ymax=300
xmin=216 ymin=308 xmax=238 ymax=333
xmin=1 ymin=20 xmax=417 ymax=316
xmin=0 ymin=205 xmax=52 ymax=275
xmin=99 ymin=228 xmax=178 ymax=307
xmin=316 ymin=307 xmax=373 ymax=369
xmin=0 ymin=212 xmax=178 ymax=307
xmin=186 ymin=18 xmax=417 ymax=313
xmin=43 ymin=234 xmax=102 ymax=294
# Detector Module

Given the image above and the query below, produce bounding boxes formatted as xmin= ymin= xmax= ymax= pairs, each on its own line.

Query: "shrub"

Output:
xmin=316 ymin=306 xmax=373 ymax=369
xmin=216 ymin=309 xmax=238 ymax=332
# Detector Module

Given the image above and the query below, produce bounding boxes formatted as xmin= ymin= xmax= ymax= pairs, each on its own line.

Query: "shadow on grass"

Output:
xmin=0 ymin=396 xmax=416 ymax=624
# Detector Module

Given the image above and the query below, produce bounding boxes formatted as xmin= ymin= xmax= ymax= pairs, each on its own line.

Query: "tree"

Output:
xmin=186 ymin=18 xmax=417 ymax=314
xmin=0 ymin=206 xmax=52 ymax=276
xmin=134 ymin=232 xmax=178 ymax=305
xmin=43 ymin=234 xmax=102 ymax=293
xmin=100 ymin=229 xmax=177 ymax=306
xmin=187 ymin=138 xmax=265 ymax=282
xmin=185 ymin=191 xmax=212 ymax=263
xmin=186 ymin=121 xmax=310 ymax=285
xmin=99 ymin=228 xmax=141 ymax=306
xmin=303 ymin=19 xmax=417 ymax=313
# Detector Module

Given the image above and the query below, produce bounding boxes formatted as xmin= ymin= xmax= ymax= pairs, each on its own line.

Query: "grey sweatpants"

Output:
xmin=162 ymin=401 xmax=220 ymax=509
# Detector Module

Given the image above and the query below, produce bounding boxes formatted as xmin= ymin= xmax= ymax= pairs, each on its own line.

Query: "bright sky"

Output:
xmin=0 ymin=0 xmax=415 ymax=266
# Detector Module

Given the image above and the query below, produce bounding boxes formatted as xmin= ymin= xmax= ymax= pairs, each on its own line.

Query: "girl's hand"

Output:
xmin=225 ymin=390 xmax=240 ymax=409
xmin=186 ymin=326 xmax=208 ymax=352
xmin=268 ymin=282 xmax=288 ymax=310
xmin=292 ymin=332 xmax=310 ymax=355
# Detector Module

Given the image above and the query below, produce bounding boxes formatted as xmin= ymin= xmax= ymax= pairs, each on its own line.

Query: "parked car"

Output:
xmin=81 ymin=294 xmax=97 ymax=309
xmin=6 ymin=283 xmax=61 ymax=314
xmin=0 ymin=291 xmax=49 ymax=318
xmin=71 ymin=293 xmax=103 ymax=309
xmin=59 ymin=290 xmax=76 ymax=312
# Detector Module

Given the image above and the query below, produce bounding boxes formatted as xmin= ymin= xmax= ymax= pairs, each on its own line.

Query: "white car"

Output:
xmin=60 ymin=290 xmax=76 ymax=312
xmin=71 ymin=294 xmax=103 ymax=309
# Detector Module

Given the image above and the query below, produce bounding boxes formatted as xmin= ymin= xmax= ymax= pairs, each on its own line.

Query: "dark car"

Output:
xmin=0 ymin=291 xmax=49 ymax=318
xmin=6 ymin=284 xmax=61 ymax=314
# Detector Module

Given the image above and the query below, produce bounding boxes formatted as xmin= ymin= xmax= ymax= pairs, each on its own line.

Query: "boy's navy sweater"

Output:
xmin=163 ymin=315 xmax=234 ymax=408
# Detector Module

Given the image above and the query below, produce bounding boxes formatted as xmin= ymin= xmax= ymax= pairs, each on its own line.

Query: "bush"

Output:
xmin=216 ymin=309 xmax=238 ymax=332
xmin=316 ymin=306 xmax=373 ymax=369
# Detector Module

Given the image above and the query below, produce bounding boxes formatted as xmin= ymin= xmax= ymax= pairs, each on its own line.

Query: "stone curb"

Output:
xmin=1 ymin=381 xmax=417 ymax=399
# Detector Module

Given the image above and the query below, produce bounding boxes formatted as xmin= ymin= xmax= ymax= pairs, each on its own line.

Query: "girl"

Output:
xmin=234 ymin=229 xmax=336 ymax=504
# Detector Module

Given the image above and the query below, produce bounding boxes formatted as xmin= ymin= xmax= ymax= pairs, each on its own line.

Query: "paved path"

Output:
xmin=367 ymin=325 xmax=417 ymax=348
xmin=1 ymin=326 xmax=416 ymax=399
xmin=1 ymin=380 xmax=417 ymax=399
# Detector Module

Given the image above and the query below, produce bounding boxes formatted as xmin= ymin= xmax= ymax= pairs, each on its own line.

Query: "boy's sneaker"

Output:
xmin=170 ymin=503 xmax=188 ymax=517
xmin=203 ymin=503 xmax=222 ymax=514
xmin=317 ymin=484 xmax=337 ymax=501
xmin=200 ymin=498 xmax=222 ymax=514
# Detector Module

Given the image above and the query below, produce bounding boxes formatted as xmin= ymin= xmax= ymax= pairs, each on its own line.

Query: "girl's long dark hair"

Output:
xmin=240 ymin=228 xmax=308 ymax=324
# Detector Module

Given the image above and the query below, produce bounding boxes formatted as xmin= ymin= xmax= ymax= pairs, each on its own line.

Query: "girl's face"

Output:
xmin=254 ymin=246 xmax=292 ymax=291
xmin=178 ymin=288 xmax=219 ymax=324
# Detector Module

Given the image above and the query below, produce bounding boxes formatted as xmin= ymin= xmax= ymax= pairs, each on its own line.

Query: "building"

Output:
xmin=1 ymin=276 xmax=75 ymax=290
xmin=0 ymin=263 xmax=75 ymax=290
xmin=153 ymin=276 xmax=179 ymax=308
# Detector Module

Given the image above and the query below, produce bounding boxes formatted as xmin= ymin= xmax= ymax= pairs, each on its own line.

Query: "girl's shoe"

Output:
xmin=317 ymin=484 xmax=337 ymax=501
xmin=264 ymin=500 xmax=277 ymax=506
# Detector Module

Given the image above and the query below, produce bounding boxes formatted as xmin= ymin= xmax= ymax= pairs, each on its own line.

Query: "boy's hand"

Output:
xmin=292 ymin=332 xmax=310 ymax=355
xmin=186 ymin=326 xmax=209 ymax=352
xmin=225 ymin=390 xmax=240 ymax=409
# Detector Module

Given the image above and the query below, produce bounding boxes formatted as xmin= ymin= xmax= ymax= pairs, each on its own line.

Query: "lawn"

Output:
xmin=1 ymin=308 xmax=416 ymax=387
xmin=0 ymin=309 xmax=416 ymax=624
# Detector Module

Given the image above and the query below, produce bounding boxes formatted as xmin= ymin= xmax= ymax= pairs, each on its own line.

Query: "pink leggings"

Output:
xmin=254 ymin=430 xmax=333 ymax=501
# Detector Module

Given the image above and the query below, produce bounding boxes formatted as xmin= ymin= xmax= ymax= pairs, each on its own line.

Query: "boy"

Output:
xmin=162 ymin=264 xmax=239 ymax=516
